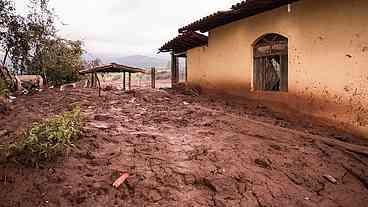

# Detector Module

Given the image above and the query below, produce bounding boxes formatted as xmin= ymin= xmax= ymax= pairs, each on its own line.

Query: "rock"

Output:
xmin=94 ymin=114 xmax=113 ymax=121
xmin=126 ymin=175 xmax=142 ymax=189
xmin=148 ymin=189 xmax=162 ymax=202
xmin=0 ymin=98 xmax=10 ymax=114
xmin=296 ymin=199 xmax=316 ymax=207
xmin=60 ymin=83 xmax=77 ymax=91
xmin=183 ymin=174 xmax=196 ymax=185
xmin=89 ymin=122 xmax=113 ymax=129
xmin=323 ymin=174 xmax=338 ymax=184
xmin=130 ymin=98 xmax=136 ymax=103
xmin=0 ymin=129 xmax=9 ymax=137
xmin=270 ymin=144 xmax=282 ymax=151
xmin=213 ymin=197 xmax=226 ymax=207
xmin=8 ymin=96 xmax=16 ymax=103
xmin=204 ymin=177 xmax=238 ymax=199
xmin=255 ymin=158 xmax=272 ymax=169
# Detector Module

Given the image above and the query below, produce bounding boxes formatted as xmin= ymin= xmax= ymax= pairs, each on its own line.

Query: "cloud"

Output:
xmin=13 ymin=0 xmax=240 ymax=57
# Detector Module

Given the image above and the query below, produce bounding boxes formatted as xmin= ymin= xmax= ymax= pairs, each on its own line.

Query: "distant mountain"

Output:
xmin=113 ymin=55 xmax=169 ymax=69
xmin=83 ymin=53 xmax=170 ymax=69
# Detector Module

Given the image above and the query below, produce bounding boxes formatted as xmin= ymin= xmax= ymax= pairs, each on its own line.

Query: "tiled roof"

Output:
xmin=179 ymin=0 xmax=300 ymax=33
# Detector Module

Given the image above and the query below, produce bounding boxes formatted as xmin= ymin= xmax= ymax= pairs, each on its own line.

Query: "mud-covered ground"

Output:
xmin=1 ymin=88 xmax=368 ymax=207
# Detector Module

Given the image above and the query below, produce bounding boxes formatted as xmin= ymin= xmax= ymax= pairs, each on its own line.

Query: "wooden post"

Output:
xmin=171 ymin=52 xmax=178 ymax=87
xmin=123 ymin=72 xmax=126 ymax=91
xmin=151 ymin=67 xmax=156 ymax=89
xmin=185 ymin=57 xmax=188 ymax=82
xmin=128 ymin=72 xmax=132 ymax=90
xmin=95 ymin=73 xmax=101 ymax=97
xmin=90 ymin=73 xmax=94 ymax=88
xmin=176 ymin=58 xmax=180 ymax=83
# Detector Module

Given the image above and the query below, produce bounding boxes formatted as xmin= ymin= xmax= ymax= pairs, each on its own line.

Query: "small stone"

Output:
xmin=148 ymin=190 xmax=162 ymax=202
xmin=323 ymin=175 xmax=338 ymax=184
xmin=90 ymin=122 xmax=112 ymax=129
xmin=214 ymin=197 xmax=226 ymax=207
xmin=94 ymin=114 xmax=113 ymax=121
xmin=0 ymin=130 xmax=9 ymax=137
xmin=183 ymin=174 xmax=196 ymax=185
xmin=255 ymin=158 xmax=272 ymax=169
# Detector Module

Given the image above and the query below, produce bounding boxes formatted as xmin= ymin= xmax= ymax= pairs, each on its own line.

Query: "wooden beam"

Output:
xmin=175 ymin=51 xmax=187 ymax=57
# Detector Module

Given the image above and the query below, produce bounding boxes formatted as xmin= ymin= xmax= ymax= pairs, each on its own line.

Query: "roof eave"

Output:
xmin=179 ymin=0 xmax=300 ymax=33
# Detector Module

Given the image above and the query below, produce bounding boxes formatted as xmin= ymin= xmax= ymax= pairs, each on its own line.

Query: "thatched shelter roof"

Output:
xmin=80 ymin=63 xmax=146 ymax=74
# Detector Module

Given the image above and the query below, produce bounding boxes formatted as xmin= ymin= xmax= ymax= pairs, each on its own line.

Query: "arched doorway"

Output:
xmin=253 ymin=33 xmax=288 ymax=92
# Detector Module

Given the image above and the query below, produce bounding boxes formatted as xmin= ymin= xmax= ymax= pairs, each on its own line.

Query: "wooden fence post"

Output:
xmin=128 ymin=72 xmax=132 ymax=90
xmin=123 ymin=72 xmax=126 ymax=91
xmin=151 ymin=67 xmax=156 ymax=89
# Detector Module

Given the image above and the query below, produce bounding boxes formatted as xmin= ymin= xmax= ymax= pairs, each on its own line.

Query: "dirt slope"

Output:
xmin=1 ymin=88 xmax=367 ymax=207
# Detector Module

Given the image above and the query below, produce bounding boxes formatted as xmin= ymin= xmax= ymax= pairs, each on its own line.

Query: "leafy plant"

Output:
xmin=0 ymin=78 xmax=9 ymax=96
xmin=6 ymin=106 xmax=81 ymax=167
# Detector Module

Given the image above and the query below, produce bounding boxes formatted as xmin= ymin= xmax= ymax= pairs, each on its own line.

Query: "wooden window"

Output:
xmin=253 ymin=33 xmax=288 ymax=92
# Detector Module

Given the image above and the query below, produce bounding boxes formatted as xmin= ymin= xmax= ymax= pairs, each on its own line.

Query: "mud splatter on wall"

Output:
xmin=187 ymin=0 xmax=368 ymax=138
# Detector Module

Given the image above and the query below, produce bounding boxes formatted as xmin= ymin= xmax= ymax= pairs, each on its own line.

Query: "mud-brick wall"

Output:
xmin=187 ymin=0 xmax=368 ymax=138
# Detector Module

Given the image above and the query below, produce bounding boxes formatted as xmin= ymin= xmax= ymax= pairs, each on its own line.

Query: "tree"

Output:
xmin=0 ymin=0 xmax=17 ymax=90
xmin=3 ymin=15 xmax=29 ymax=72
xmin=0 ymin=0 xmax=56 ymax=73
xmin=0 ymin=0 xmax=84 ymax=87
xmin=27 ymin=38 xmax=83 ymax=86
xmin=0 ymin=0 xmax=15 ymax=51
xmin=0 ymin=0 xmax=85 ymax=88
xmin=0 ymin=0 xmax=14 ymax=62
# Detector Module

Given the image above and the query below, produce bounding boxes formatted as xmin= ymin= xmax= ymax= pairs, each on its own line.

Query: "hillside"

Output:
xmin=84 ymin=53 xmax=170 ymax=69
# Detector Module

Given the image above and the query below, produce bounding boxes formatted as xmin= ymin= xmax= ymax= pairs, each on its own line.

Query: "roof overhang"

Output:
xmin=179 ymin=0 xmax=300 ymax=33
xmin=158 ymin=32 xmax=208 ymax=55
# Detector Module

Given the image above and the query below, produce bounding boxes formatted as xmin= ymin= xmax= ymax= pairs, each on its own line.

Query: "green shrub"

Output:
xmin=0 ymin=79 xmax=9 ymax=97
xmin=7 ymin=106 xmax=81 ymax=167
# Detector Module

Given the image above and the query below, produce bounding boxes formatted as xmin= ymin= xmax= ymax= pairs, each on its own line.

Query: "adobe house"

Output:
xmin=159 ymin=0 xmax=368 ymax=138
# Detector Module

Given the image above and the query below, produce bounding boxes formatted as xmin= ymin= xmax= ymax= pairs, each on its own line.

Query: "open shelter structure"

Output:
xmin=79 ymin=63 xmax=146 ymax=95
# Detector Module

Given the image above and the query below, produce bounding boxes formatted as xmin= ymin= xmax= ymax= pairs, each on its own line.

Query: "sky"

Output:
xmin=14 ymin=0 xmax=240 ymax=59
